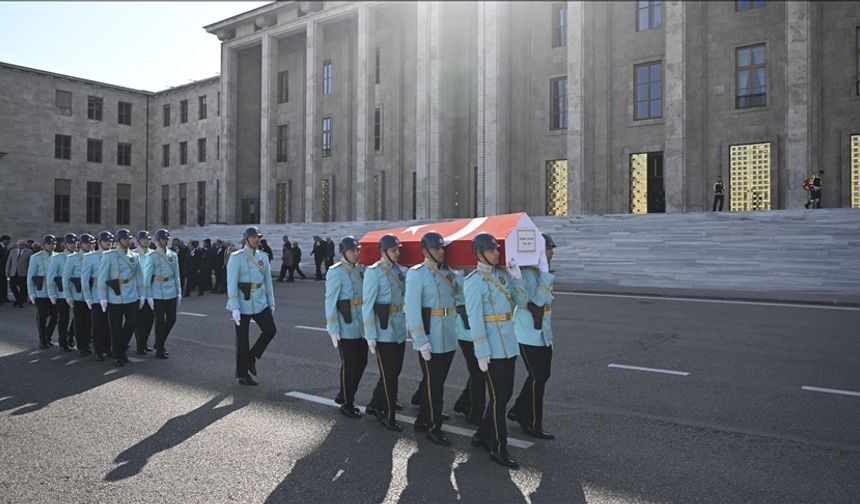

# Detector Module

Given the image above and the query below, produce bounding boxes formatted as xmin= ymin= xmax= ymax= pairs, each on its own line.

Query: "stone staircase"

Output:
xmin=173 ymin=208 xmax=860 ymax=299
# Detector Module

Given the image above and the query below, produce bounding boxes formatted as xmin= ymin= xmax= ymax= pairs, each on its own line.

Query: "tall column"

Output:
xmin=220 ymin=46 xmax=238 ymax=224
xmin=663 ymin=1 xmax=686 ymax=212
xmin=477 ymin=1 xmax=503 ymax=216
xmin=304 ymin=22 xmax=318 ymax=222
xmin=259 ymin=34 xmax=273 ymax=224
xmin=785 ymin=1 xmax=811 ymax=209
xmin=355 ymin=5 xmax=369 ymax=220
xmin=415 ymin=2 xmax=440 ymax=219
xmin=566 ymin=1 xmax=585 ymax=215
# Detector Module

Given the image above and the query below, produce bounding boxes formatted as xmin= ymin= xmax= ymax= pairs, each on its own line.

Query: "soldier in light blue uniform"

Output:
xmin=98 ymin=228 xmax=144 ymax=367
xmin=325 ymin=236 xmax=367 ymax=418
xmin=363 ymin=234 xmax=407 ymax=431
xmin=83 ymin=231 xmax=114 ymax=360
xmin=64 ymin=233 xmax=94 ymax=356
xmin=28 ymin=234 xmax=58 ymax=349
xmin=144 ymin=229 xmax=182 ymax=360
xmin=226 ymin=226 xmax=277 ymax=386
xmin=452 ymin=267 xmax=485 ymax=426
xmin=405 ymin=231 xmax=459 ymax=446
xmin=133 ymin=230 xmax=156 ymax=355
xmin=48 ymin=233 xmax=78 ymax=351
xmin=464 ymin=232 xmax=527 ymax=469
xmin=509 ymin=233 xmax=557 ymax=440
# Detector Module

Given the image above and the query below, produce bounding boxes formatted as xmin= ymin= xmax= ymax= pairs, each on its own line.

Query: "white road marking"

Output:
xmin=284 ymin=391 xmax=534 ymax=449
xmin=607 ymin=363 xmax=690 ymax=376
xmin=178 ymin=311 xmax=207 ymax=317
xmin=802 ymin=386 xmax=860 ymax=398
xmin=554 ymin=291 xmax=860 ymax=311
xmin=295 ymin=325 xmax=328 ymax=332
xmin=127 ymin=356 xmax=145 ymax=363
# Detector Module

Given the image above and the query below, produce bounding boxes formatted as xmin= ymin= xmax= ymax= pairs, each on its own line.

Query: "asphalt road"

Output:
xmin=0 ymin=280 xmax=858 ymax=504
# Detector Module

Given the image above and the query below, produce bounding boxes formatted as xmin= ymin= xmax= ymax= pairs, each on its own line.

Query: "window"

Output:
xmin=180 ymin=141 xmax=188 ymax=165
xmin=55 ymin=90 xmax=72 ymax=115
xmin=87 ymin=96 xmax=103 ymax=120
xmin=163 ymin=104 xmax=171 ymax=127
xmin=277 ymin=125 xmax=289 ymax=162
xmin=634 ymin=61 xmax=663 ymax=120
xmin=86 ymin=181 xmax=101 ymax=224
xmin=374 ymin=107 xmax=383 ymax=153
xmin=161 ymin=185 xmax=170 ymax=226
xmin=180 ymin=99 xmax=188 ymax=123
xmin=118 ymin=101 xmax=132 ymax=125
xmin=856 ymin=27 xmax=860 ymax=96
xmin=322 ymin=60 xmax=332 ymax=95
xmin=736 ymin=44 xmax=766 ymax=109
xmin=550 ymin=77 xmax=567 ymax=130
xmin=197 ymin=138 xmax=207 ymax=162
xmin=736 ymin=0 xmax=765 ymax=11
xmin=116 ymin=184 xmax=131 ymax=225
xmin=322 ymin=117 xmax=332 ymax=157
xmin=54 ymin=134 xmax=71 ymax=160
xmin=117 ymin=143 xmax=132 ymax=166
xmin=162 ymin=144 xmax=170 ymax=167
xmin=375 ymin=47 xmax=381 ymax=84
xmin=636 ymin=1 xmax=662 ymax=32
xmin=278 ymin=70 xmax=289 ymax=103
xmin=198 ymin=95 xmax=207 ymax=119
xmin=54 ymin=179 xmax=70 ymax=223
xmin=552 ymin=4 xmax=567 ymax=48
xmin=179 ymin=183 xmax=187 ymax=225
xmin=216 ymin=135 xmax=220 ymax=160
xmin=87 ymin=139 xmax=103 ymax=163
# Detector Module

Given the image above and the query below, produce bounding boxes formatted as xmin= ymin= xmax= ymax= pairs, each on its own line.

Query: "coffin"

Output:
xmin=357 ymin=212 xmax=545 ymax=268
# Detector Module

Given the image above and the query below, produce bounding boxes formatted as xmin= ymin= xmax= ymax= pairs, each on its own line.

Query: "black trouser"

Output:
xmin=55 ymin=298 xmax=72 ymax=347
xmin=108 ymin=302 xmax=139 ymax=358
xmin=135 ymin=302 xmax=154 ymax=351
xmin=337 ymin=338 xmax=368 ymax=408
xmin=477 ymin=356 xmax=517 ymax=454
xmin=35 ymin=297 xmax=57 ymax=346
xmin=184 ymin=269 xmax=198 ymax=296
xmin=153 ymin=298 xmax=177 ymax=352
xmin=91 ymin=303 xmax=110 ymax=354
xmin=807 ymin=189 xmax=822 ymax=208
xmin=368 ymin=341 xmax=405 ymax=421
xmin=290 ymin=265 xmax=306 ymax=281
xmin=73 ymin=301 xmax=92 ymax=352
xmin=278 ymin=261 xmax=289 ymax=281
xmin=0 ymin=272 xmax=8 ymax=302
xmin=11 ymin=275 xmax=26 ymax=305
xmin=314 ymin=258 xmax=324 ymax=279
xmin=417 ymin=351 xmax=455 ymax=433
xmin=235 ymin=307 xmax=277 ymax=378
xmin=511 ymin=344 xmax=553 ymax=432
xmin=196 ymin=269 xmax=207 ymax=294
xmin=712 ymin=194 xmax=724 ymax=211
xmin=454 ymin=340 xmax=486 ymax=421
xmin=215 ymin=267 xmax=227 ymax=293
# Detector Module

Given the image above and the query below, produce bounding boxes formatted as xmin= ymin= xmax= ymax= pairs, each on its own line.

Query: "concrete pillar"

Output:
xmin=355 ymin=5 xmax=369 ymax=220
xmin=304 ymin=22 xmax=317 ymax=222
xmin=566 ymin=1 xmax=585 ymax=215
xmin=785 ymin=1 xmax=811 ymax=209
xmin=220 ymin=46 xmax=237 ymax=224
xmin=259 ymin=35 xmax=273 ymax=224
xmin=664 ymin=1 xmax=686 ymax=212
xmin=415 ymin=2 xmax=440 ymax=219
xmin=478 ymin=1 xmax=502 ymax=216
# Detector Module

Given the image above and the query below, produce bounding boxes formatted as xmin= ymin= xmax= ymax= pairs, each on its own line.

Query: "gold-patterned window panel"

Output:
xmin=630 ymin=153 xmax=648 ymax=214
xmin=729 ymin=142 xmax=771 ymax=212
xmin=321 ymin=178 xmax=331 ymax=223
xmin=851 ymin=135 xmax=860 ymax=208
xmin=275 ymin=183 xmax=286 ymax=224
xmin=373 ymin=172 xmax=385 ymax=220
xmin=545 ymin=159 xmax=568 ymax=216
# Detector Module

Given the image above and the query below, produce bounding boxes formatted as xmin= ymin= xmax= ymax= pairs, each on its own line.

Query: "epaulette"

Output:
xmin=230 ymin=249 xmax=243 ymax=256
xmin=368 ymin=262 xmax=379 ymax=269
xmin=330 ymin=261 xmax=342 ymax=269
xmin=465 ymin=269 xmax=479 ymax=279
xmin=410 ymin=263 xmax=424 ymax=270
xmin=33 ymin=251 xmax=43 ymax=257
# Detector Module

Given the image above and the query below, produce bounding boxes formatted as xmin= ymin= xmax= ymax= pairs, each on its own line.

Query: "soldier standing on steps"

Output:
xmin=712 ymin=176 xmax=725 ymax=212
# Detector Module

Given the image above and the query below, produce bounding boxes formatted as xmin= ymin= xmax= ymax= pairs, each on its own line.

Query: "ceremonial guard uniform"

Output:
xmin=405 ymin=231 xmax=459 ymax=446
xmin=48 ymin=233 xmax=77 ymax=350
xmin=143 ymin=229 xmax=182 ymax=359
xmin=98 ymin=228 xmax=143 ymax=366
xmin=453 ymin=269 xmax=485 ymax=426
xmin=362 ymin=234 xmax=407 ymax=431
xmin=325 ymin=236 xmax=367 ymax=418
xmin=83 ymin=232 xmax=113 ymax=360
xmin=27 ymin=235 xmax=58 ymax=349
xmin=464 ymin=232 xmax=527 ymax=468
xmin=509 ymin=234 xmax=557 ymax=440
xmin=64 ymin=234 xmax=94 ymax=356
xmin=226 ymin=227 xmax=277 ymax=385
xmin=133 ymin=231 xmax=156 ymax=355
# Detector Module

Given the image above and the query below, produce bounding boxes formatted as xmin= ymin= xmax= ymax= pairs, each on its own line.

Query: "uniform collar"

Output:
xmin=423 ymin=258 xmax=440 ymax=270
xmin=476 ymin=262 xmax=495 ymax=273
xmin=242 ymin=245 xmax=255 ymax=255
xmin=341 ymin=259 xmax=356 ymax=270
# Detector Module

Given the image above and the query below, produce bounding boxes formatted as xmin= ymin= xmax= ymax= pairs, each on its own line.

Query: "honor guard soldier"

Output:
xmin=133 ymin=231 xmax=156 ymax=355
xmin=509 ymin=233 xmax=557 ymax=440
xmin=453 ymin=264 xmax=484 ymax=427
xmin=226 ymin=227 xmax=277 ymax=386
xmin=64 ymin=233 xmax=94 ymax=356
xmin=144 ymin=229 xmax=182 ymax=359
xmin=28 ymin=234 xmax=59 ymax=349
xmin=405 ymin=231 xmax=459 ymax=446
xmin=98 ymin=228 xmax=144 ymax=367
xmin=83 ymin=231 xmax=114 ymax=361
xmin=464 ymin=232 xmax=527 ymax=468
xmin=48 ymin=233 xmax=78 ymax=351
xmin=362 ymin=234 xmax=407 ymax=431
xmin=325 ymin=236 xmax=367 ymax=418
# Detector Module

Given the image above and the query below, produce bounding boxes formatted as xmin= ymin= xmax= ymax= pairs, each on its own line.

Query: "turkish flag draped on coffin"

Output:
xmin=357 ymin=212 xmax=545 ymax=269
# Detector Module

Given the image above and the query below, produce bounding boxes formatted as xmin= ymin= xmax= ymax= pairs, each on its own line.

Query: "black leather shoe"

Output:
xmin=524 ymin=427 xmax=555 ymax=440
xmin=96 ymin=353 xmax=105 ymax=361
xmin=144 ymin=346 xmax=153 ymax=353
xmin=113 ymin=358 xmax=124 ymax=367
xmin=238 ymin=376 xmax=258 ymax=386
xmin=441 ymin=412 xmax=451 ymax=421
xmin=60 ymin=346 xmax=72 ymax=353
xmin=39 ymin=342 xmax=50 ymax=349
xmin=490 ymin=450 xmax=519 ymax=469
xmin=120 ymin=354 xmax=130 ymax=363
xmin=365 ymin=406 xmax=382 ymax=420
xmin=381 ymin=418 xmax=403 ymax=432
xmin=426 ymin=431 xmax=452 ymax=446
xmin=155 ymin=351 xmax=168 ymax=360
xmin=454 ymin=403 xmax=469 ymax=417
xmin=506 ymin=409 xmax=519 ymax=423
xmin=394 ymin=401 xmax=403 ymax=411
xmin=413 ymin=421 xmax=429 ymax=433
xmin=78 ymin=349 xmax=91 ymax=357
xmin=466 ymin=417 xmax=483 ymax=427
xmin=248 ymin=356 xmax=257 ymax=376
xmin=334 ymin=392 xmax=344 ymax=405
xmin=471 ymin=433 xmax=489 ymax=451
xmin=136 ymin=348 xmax=147 ymax=355
xmin=340 ymin=405 xmax=361 ymax=418
xmin=410 ymin=391 xmax=421 ymax=406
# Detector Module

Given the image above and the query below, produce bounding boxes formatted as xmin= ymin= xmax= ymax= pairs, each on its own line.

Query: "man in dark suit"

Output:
xmin=5 ymin=240 xmax=32 ymax=307
xmin=184 ymin=240 xmax=203 ymax=296
xmin=214 ymin=240 xmax=228 ymax=293
xmin=311 ymin=236 xmax=325 ymax=280
xmin=171 ymin=238 xmax=188 ymax=293
xmin=0 ymin=235 xmax=10 ymax=305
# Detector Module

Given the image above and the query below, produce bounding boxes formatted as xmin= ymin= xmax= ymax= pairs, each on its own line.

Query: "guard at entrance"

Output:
xmin=805 ymin=170 xmax=824 ymax=209
xmin=144 ymin=229 xmax=182 ymax=359
xmin=98 ymin=228 xmax=144 ymax=367
xmin=713 ymin=176 xmax=725 ymax=212
xmin=64 ymin=233 xmax=94 ymax=356
xmin=28 ymin=235 xmax=58 ymax=349
xmin=133 ymin=230 xmax=156 ymax=355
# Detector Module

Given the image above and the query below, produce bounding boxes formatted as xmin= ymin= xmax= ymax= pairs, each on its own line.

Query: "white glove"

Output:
xmin=419 ymin=342 xmax=432 ymax=361
xmin=478 ymin=356 xmax=491 ymax=372
xmin=367 ymin=339 xmax=377 ymax=355
xmin=29 ymin=295 xmax=36 ymax=305
xmin=231 ymin=309 xmax=241 ymax=326
xmin=66 ymin=298 xmax=74 ymax=308
xmin=85 ymin=300 xmax=92 ymax=310
xmin=138 ymin=298 xmax=145 ymax=309
xmin=100 ymin=300 xmax=108 ymax=311
xmin=330 ymin=333 xmax=340 ymax=348
xmin=270 ymin=305 xmax=276 ymax=314
xmin=538 ymin=250 xmax=549 ymax=273
xmin=176 ymin=294 xmax=182 ymax=307
xmin=506 ymin=258 xmax=522 ymax=280
xmin=147 ymin=298 xmax=154 ymax=309
xmin=49 ymin=295 xmax=57 ymax=305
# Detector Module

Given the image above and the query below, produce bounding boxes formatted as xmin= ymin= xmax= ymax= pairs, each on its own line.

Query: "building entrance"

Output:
xmin=630 ymin=152 xmax=665 ymax=213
